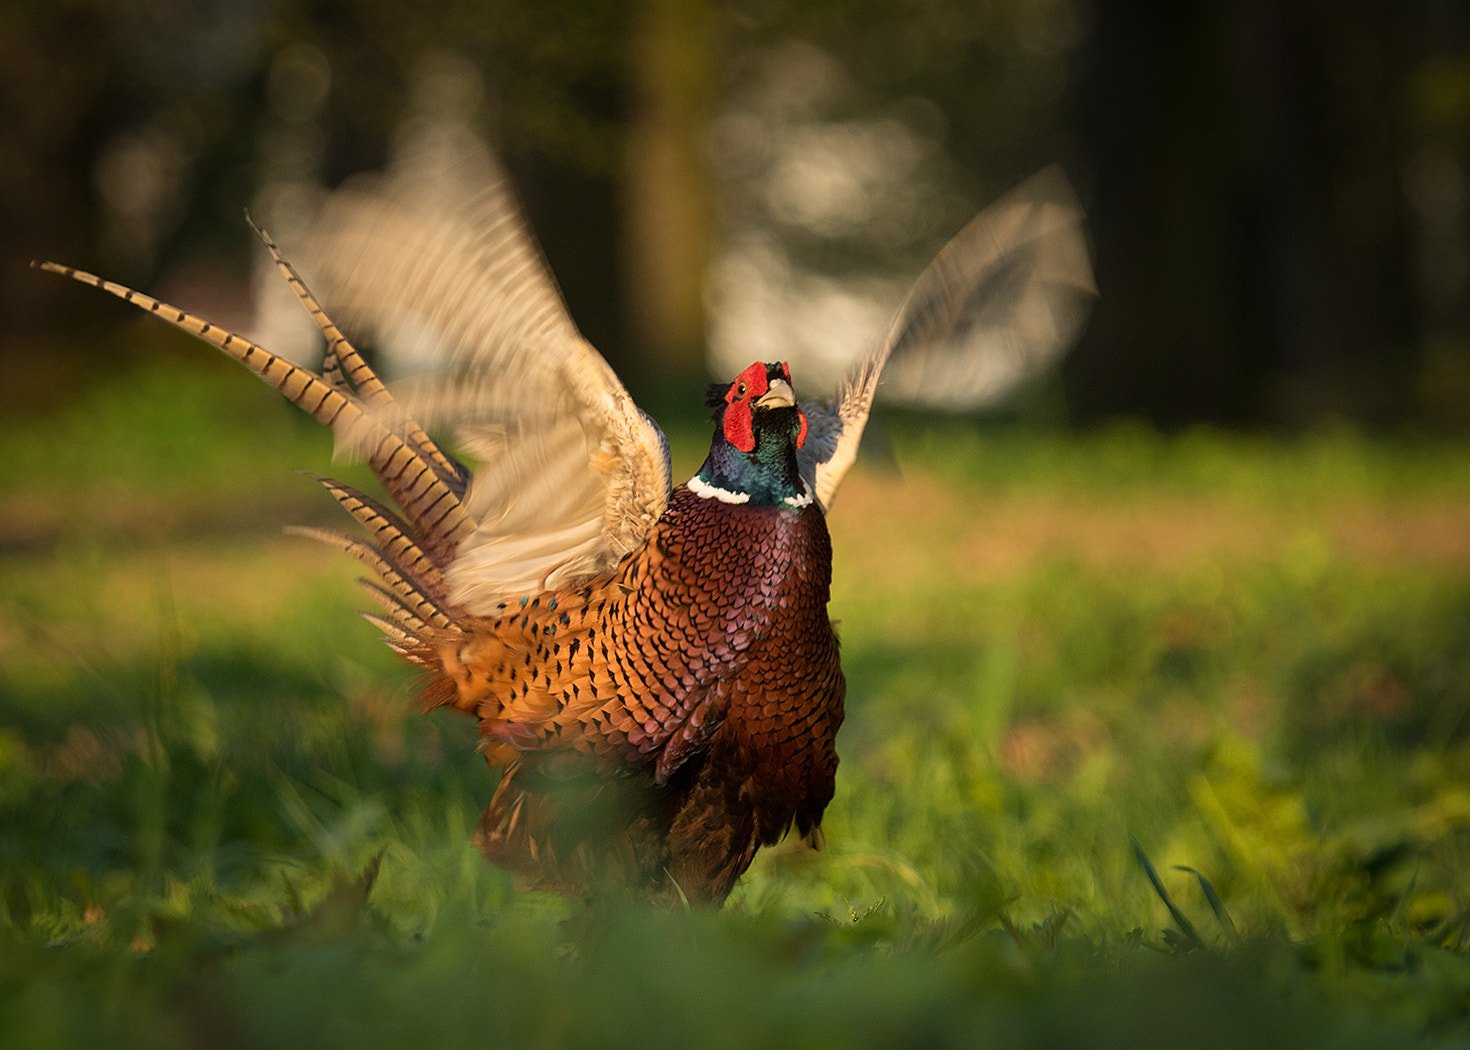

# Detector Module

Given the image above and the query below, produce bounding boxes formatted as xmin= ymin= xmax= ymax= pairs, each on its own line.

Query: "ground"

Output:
xmin=3 ymin=360 xmax=1470 ymax=1047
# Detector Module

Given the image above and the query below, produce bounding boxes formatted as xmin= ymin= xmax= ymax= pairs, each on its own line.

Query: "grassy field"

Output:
xmin=4 ymin=359 xmax=1470 ymax=1047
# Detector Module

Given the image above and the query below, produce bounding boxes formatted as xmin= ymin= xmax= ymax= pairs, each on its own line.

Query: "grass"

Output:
xmin=4 ymin=358 xmax=1470 ymax=1046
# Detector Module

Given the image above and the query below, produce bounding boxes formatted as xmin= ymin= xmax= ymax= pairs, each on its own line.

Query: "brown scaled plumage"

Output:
xmin=441 ymin=484 xmax=843 ymax=904
xmin=38 ymin=154 xmax=1093 ymax=904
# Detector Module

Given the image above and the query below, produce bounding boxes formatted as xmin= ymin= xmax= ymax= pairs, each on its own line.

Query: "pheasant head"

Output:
xmin=692 ymin=361 xmax=811 ymax=509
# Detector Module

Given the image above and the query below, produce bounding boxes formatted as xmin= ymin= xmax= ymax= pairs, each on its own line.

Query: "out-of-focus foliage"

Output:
xmin=4 ymin=363 xmax=1470 ymax=1045
xmin=8 ymin=1 xmax=1470 ymax=425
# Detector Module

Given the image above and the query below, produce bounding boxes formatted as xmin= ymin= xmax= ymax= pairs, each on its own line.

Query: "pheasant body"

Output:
xmin=435 ymin=480 xmax=842 ymax=902
xmin=40 ymin=158 xmax=1093 ymax=905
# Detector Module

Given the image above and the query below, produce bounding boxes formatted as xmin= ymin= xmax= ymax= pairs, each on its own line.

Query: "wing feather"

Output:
xmin=797 ymin=165 xmax=1096 ymax=510
xmin=304 ymin=145 xmax=672 ymax=612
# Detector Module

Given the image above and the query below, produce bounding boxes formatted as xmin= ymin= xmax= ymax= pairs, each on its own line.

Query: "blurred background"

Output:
xmin=5 ymin=0 xmax=1470 ymax=428
xmin=10 ymin=9 xmax=1470 ymax=1037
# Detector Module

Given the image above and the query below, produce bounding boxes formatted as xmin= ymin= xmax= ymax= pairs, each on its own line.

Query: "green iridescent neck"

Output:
xmin=692 ymin=422 xmax=810 ymax=509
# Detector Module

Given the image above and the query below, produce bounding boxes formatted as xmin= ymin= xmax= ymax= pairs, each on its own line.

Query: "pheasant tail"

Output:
xmin=32 ymin=244 xmax=469 ymax=660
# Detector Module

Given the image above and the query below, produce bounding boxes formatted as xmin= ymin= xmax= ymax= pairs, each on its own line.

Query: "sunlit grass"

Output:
xmin=4 ymin=361 xmax=1470 ymax=1046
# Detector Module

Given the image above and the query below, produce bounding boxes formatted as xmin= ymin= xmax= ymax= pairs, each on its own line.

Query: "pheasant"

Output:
xmin=38 ymin=159 xmax=1092 ymax=904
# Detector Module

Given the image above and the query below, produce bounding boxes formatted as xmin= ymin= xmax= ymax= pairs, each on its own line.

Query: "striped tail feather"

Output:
xmin=238 ymin=220 xmax=473 ymax=544
xmin=360 ymin=607 xmax=429 ymax=658
xmin=298 ymin=472 xmax=449 ymax=596
xmin=246 ymin=217 xmax=470 ymax=501
xmin=283 ymin=525 xmax=455 ymax=631
xmin=34 ymin=250 xmax=472 ymax=564
xmin=34 ymin=236 xmax=475 ymax=663
xmin=358 ymin=578 xmax=443 ymax=644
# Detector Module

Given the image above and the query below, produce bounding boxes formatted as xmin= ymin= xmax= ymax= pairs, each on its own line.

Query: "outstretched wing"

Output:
xmin=304 ymin=144 xmax=672 ymax=613
xmin=797 ymin=165 xmax=1096 ymax=511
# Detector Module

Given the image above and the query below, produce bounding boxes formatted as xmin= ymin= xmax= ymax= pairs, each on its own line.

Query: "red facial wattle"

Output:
xmin=722 ymin=361 xmax=769 ymax=453
xmin=724 ymin=401 xmax=755 ymax=453
xmin=722 ymin=360 xmax=805 ymax=453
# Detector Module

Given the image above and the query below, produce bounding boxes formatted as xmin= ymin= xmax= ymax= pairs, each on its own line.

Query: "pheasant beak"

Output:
xmin=756 ymin=378 xmax=796 ymax=409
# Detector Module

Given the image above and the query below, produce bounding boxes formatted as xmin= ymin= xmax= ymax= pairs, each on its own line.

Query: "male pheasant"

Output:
xmin=39 ymin=159 xmax=1092 ymax=904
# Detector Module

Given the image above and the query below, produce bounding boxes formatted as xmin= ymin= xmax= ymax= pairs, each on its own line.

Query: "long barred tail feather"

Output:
xmin=358 ymin=578 xmax=438 ymax=636
xmin=32 ymin=257 xmax=473 ymax=565
xmin=245 ymin=215 xmax=471 ymax=499
xmin=360 ymin=611 xmax=423 ymax=656
xmin=298 ymin=473 xmax=449 ymax=596
xmin=284 ymin=525 xmax=456 ymax=629
xmin=33 ymin=237 xmax=469 ymax=657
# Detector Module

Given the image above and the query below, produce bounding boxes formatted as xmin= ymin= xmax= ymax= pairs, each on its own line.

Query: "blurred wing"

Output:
xmin=797 ymin=165 xmax=1096 ymax=510
xmin=306 ymin=146 xmax=671 ymax=613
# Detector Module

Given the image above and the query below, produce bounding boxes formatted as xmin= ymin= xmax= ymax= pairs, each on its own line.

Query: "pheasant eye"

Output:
xmin=737 ymin=382 xmax=747 ymax=396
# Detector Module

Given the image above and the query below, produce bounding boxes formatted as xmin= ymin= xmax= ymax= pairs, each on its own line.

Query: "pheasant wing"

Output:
xmin=306 ymin=145 xmax=672 ymax=613
xmin=797 ymin=165 xmax=1095 ymax=510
